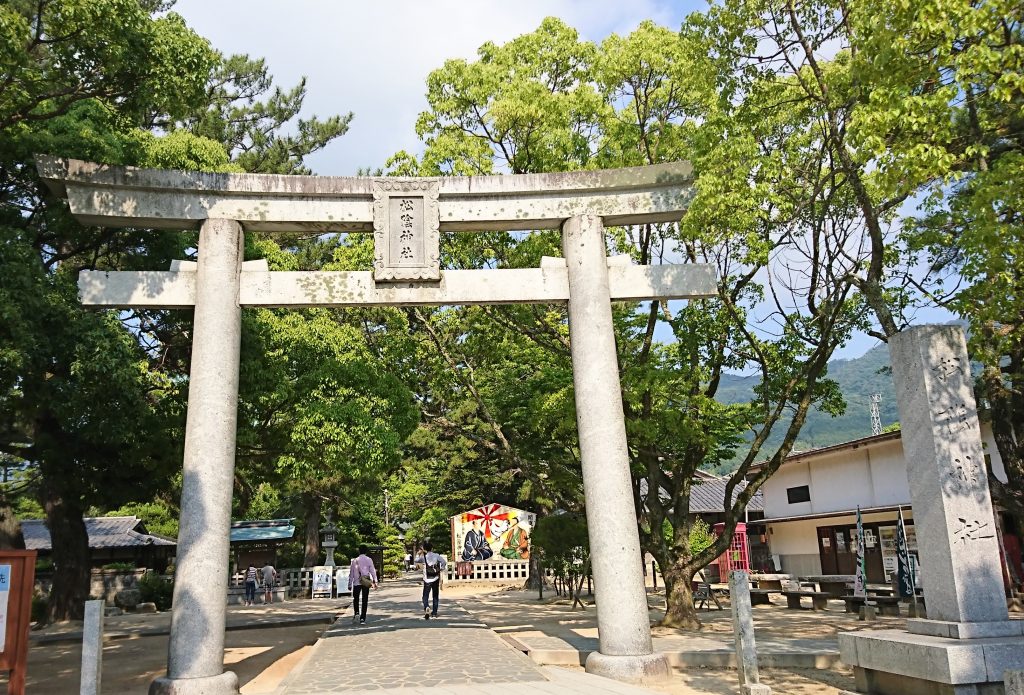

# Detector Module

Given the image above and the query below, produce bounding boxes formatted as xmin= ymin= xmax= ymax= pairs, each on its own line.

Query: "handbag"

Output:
xmin=359 ymin=573 xmax=373 ymax=588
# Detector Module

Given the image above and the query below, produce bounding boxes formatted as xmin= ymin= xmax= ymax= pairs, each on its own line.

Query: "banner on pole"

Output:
xmin=854 ymin=506 xmax=867 ymax=597
xmin=895 ymin=507 xmax=915 ymax=598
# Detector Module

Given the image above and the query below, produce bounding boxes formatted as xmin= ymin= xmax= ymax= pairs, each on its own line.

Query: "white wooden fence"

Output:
xmin=445 ymin=560 xmax=531 ymax=582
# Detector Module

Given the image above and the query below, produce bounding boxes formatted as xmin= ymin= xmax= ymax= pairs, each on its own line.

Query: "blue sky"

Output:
xmin=172 ymin=0 xmax=702 ymax=176
xmin=170 ymin=0 xmax=952 ymax=360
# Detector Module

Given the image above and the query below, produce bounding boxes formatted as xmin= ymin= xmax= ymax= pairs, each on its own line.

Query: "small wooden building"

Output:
xmin=22 ymin=516 xmax=176 ymax=571
xmin=230 ymin=519 xmax=295 ymax=572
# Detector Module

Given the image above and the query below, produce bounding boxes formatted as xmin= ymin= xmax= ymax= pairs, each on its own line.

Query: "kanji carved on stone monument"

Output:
xmin=372 ymin=179 xmax=440 ymax=282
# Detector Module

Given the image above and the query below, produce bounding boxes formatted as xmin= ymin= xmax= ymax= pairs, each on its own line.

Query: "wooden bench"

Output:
xmin=782 ymin=590 xmax=830 ymax=610
xmin=842 ymin=595 xmax=902 ymax=616
xmin=749 ymin=589 xmax=781 ymax=605
xmin=694 ymin=582 xmax=723 ymax=611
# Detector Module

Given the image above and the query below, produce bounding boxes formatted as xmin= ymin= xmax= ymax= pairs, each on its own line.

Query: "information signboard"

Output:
xmin=335 ymin=567 xmax=351 ymax=596
xmin=0 ymin=551 xmax=36 ymax=695
xmin=311 ymin=566 xmax=333 ymax=599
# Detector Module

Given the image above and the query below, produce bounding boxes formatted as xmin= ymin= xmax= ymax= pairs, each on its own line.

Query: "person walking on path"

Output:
xmin=244 ymin=563 xmax=258 ymax=606
xmin=348 ymin=545 xmax=378 ymax=624
xmin=261 ymin=562 xmax=278 ymax=604
xmin=419 ymin=541 xmax=447 ymax=620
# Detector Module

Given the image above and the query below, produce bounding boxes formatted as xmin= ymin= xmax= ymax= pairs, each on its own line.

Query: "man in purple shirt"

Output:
xmin=348 ymin=545 xmax=378 ymax=624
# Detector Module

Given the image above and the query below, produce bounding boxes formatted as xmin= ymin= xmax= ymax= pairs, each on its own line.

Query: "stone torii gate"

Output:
xmin=37 ymin=156 xmax=716 ymax=694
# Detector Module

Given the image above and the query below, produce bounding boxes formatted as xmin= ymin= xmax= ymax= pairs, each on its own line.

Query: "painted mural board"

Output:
xmin=451 ymin=504 xmax=535 ymax=562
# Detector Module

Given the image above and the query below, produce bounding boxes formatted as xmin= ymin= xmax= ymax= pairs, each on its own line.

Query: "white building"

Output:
xmin=751 ymin=426 xmax=1017 ymax=584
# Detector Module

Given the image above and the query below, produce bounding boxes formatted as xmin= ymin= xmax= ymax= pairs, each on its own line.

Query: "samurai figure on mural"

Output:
xmin=462 ymin=520 xmax=493 ymax=561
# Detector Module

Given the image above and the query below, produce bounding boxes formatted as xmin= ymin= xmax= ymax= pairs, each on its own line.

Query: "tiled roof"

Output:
xmin=22 ymin=516 xmax=175 ymax=551
xmin=639 ymin=475 xmax=764 ymax=514
xmin=689 ymin=476 xmax=764 ymax=514
xmin=230 ymin=519 xmax=295 ymax=543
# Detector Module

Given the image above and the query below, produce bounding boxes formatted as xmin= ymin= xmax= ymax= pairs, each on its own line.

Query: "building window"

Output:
xmin=786 ymin=485 xmax=811 ymax=504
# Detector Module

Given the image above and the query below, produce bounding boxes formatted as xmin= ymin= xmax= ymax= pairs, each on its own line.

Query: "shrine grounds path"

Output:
xmin=16 ymin=573 xmax=1001 ymax=693
xmin=276 ymin=578 xmax=655 ymax=694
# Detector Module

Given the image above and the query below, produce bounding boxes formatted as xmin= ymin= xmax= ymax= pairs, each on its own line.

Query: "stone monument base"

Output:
xmin=149 ymin=671 xmax=239 ymax=695
xmin=906 ymin=618 xmax=1024 ymax=639
xmin=840 ymin=628 xmax=1024 ymax=695
xmin=585 ymin=651 xmax=672 ymax=684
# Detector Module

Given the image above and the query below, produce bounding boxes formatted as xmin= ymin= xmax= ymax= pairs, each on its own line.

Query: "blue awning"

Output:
xmin=230 ymin=519 xmax=295 ymax=543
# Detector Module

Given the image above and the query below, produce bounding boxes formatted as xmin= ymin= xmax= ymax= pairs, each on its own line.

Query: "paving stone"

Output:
xmin=280 ymin=583 xmax=546 ymax=694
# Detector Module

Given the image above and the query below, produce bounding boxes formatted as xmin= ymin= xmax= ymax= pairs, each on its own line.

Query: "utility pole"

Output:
xmin=870 ymin=393 xmax=882 ymax=436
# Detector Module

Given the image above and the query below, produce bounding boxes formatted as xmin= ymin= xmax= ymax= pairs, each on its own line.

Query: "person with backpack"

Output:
xmin=348 ymin=545 xmax=378 ymax=624
xmin=419 ymin=541 xmax=447 ymax=619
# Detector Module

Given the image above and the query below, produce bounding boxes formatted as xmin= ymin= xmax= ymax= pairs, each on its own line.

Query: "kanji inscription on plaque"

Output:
xmin=372 ymin=179 xmax=440 ymax=282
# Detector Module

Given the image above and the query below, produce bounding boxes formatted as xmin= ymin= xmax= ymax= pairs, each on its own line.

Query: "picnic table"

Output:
xmin=799 ymin=574 xmax=854 ymax=598
xmin=842 ymin=594 xmax=902 ymax=616
xmin=781 ymin=590 xmax=831 ymax=610
xmin=749 ymin=588 xmax=781 ymax=605
xmin=749 ymin=573 xmax=792 ymax=591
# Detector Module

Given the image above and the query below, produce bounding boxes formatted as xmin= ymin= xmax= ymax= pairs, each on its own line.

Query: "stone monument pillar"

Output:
xmin=562 ymin=215 xmax=671 ymax=684
xmin=840 ymin=325 xmax=1024 ymax=695
xmin=730 ymin=571 xmax=771 ymax=695
xmin=150 ymin=219 xmax=244 ymax=695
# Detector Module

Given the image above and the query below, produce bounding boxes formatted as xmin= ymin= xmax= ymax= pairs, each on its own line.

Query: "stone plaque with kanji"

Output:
xmin=372 ymin=179 xmax=440 ymax=282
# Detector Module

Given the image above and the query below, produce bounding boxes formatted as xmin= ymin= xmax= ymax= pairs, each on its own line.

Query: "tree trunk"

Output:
xmin=302 ymin=494 xmax=322 ymax=567
xmin=0 ymin=497 xmax=25 ymax=549
xmin=525 ymin=553 xmax=543 ymax=590
xmin=660 ymin=561 xmax=701 ymax=629
xmin=44 ymin=488 xmax=90 ymax=622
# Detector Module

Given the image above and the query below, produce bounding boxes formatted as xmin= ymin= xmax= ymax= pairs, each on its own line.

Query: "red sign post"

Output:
xmin=0 ymin=551 xmax=36 ymax=694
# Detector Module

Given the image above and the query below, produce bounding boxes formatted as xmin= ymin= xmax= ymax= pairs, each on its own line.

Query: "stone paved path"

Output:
xmin=278 ymin=580 xmax=552 ymax=693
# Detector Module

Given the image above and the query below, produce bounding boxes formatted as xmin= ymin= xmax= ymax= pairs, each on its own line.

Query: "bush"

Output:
xmin=138 ymin=571 xmax=173 ymax=611
xmin=381 ymin=528 xmax=404 ymax=578
xmin=31 ymin=594 xmax=47 ymax=624
xmin=101 ymin=562 xmax=136 ymax=571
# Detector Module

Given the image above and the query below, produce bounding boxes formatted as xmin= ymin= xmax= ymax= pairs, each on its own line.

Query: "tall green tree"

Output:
xmin=0 ymin=0 xmax=219 ymax=619
xmin=402 ymin=17 xmax=869 ymax=628
xmin=848 ymin=0 xmax=1024 ymax=515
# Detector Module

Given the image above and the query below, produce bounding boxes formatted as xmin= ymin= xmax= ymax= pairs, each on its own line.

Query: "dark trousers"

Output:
xmin=244 ymin=581 xmax=256 ymax=603
xmin=353 ymin=584 xmax=369 ymax=619
xmin=422 ymin=580 xmax=439 ymax=615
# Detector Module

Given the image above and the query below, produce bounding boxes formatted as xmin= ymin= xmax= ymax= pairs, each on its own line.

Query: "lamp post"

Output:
xmin=320 ymin=517 xmax=339 ymax=568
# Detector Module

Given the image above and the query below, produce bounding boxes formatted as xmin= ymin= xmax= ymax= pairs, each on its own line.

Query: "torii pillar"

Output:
xmin=37 ymin=157 xmax=716 ymax=689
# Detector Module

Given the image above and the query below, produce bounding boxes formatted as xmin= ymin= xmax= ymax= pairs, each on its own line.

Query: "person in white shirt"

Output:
xmin=244 ymin=564 xmax=258 ymax=606
xmin=419 ymin=541 xmax=447 ymax=619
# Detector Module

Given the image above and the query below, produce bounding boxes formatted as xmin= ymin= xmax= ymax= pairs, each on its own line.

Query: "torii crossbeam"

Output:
xmin=38 ymin=156 xmax=716 ymax=693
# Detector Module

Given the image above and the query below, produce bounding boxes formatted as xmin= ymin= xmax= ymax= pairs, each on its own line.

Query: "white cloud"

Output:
xmin=171 ymin=0 xmax=697 ymax=175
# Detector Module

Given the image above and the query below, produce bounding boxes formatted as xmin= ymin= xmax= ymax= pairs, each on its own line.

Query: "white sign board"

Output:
xmin=311 ymin=566 xmax=333 ymax=598
xmin=335 ymin=567 xmax=351 ymax=595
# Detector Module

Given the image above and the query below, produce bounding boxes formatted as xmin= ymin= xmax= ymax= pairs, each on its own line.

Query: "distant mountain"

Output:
xmin=709 ymin=342 xmax=900 ymax=472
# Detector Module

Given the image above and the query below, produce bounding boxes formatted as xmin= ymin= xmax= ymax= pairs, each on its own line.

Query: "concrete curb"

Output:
xmin=271 ymin=634 xmax=327 ymax=695
xmin=30 ymin=612 xmax=341 ymax=645
xmin=502 ymin=638 xmax=841 ymax=670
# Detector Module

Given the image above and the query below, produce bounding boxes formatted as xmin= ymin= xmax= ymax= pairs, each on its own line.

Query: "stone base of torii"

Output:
xmin=38 ymin=157 xmax=715 ymax=691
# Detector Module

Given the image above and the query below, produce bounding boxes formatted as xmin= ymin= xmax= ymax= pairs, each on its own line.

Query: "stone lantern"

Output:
xmin=320 ymin=516 xmax=339 ymax=568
